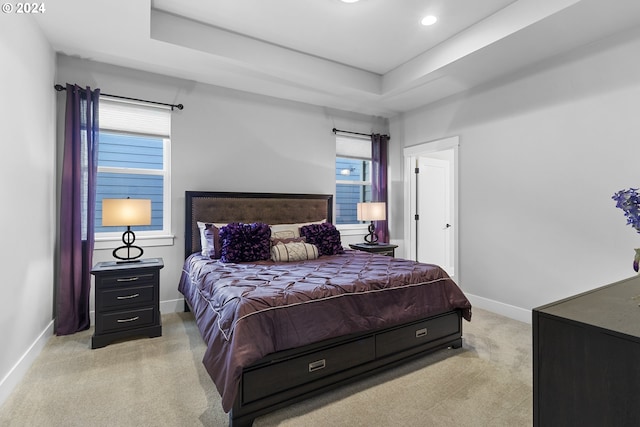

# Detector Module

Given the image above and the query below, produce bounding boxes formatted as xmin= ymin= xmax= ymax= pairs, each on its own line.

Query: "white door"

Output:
xmin=416 ymin=156 xmax=453 ymax=275
xmin=403 ymin=136 xmax=458 ymax=278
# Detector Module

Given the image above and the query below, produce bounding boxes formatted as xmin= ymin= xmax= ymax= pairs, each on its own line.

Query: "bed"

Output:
xmin=178 ymin=191 xmax=472 ymax=427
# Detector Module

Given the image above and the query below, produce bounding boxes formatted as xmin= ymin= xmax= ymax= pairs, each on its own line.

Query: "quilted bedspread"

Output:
xmin=178 ymin=249 xmax=472 ymax=412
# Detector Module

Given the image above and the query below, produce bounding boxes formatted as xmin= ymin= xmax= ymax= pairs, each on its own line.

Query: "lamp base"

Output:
xmin=363 ymin=222 xmax=379 ymax=244
xmin=112 ymin=228 xmax=144 ymax=262
xmin=112 ymin=244 xmax=144 ymax=262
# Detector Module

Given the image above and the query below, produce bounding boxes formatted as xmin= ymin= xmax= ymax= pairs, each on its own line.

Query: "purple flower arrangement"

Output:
xmin=612 ymin=188 xmax=640 ymax=271
xmin=612 ymin=188 xmax=640 ymax=232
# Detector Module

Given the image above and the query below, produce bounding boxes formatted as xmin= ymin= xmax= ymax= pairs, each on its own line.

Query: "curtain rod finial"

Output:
xmin=54 ymin=84 xmax=65 ymax=91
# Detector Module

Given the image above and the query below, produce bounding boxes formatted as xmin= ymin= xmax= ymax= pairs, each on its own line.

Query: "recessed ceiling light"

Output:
xmin=341 ymin=0 xmax=360 ymax=3
xmin=421 ymin=15 xmax=438 ymax=26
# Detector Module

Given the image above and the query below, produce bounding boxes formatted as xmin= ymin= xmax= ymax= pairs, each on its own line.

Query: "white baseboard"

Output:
xmin=0 ymin=320 xmax=54 ymax=408
xmin=160 ymin=298 xmax=186 ymax=314
xmin=465 ymin=293 xmax=532 ymax=324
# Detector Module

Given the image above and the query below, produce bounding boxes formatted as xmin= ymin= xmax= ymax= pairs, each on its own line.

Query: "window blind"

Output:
xmin=336 ymin=135 xmax=371 ymax=159
xmin=99 ymin=97 xmax=171 ymax=137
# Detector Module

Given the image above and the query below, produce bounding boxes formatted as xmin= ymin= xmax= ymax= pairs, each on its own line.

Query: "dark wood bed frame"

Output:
xmin=184 ymin=191 xmax=464 ymax=427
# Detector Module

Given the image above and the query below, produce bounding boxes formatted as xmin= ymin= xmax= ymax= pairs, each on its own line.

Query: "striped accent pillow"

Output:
xmin=271 ymin=242 xmax=319 ymax=262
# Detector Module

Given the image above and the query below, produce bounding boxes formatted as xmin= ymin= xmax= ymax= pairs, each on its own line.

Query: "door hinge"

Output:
xmin=415 ymin=214 xmax=419 ymax=221
xmin=414 ymin=167 xmax=419 ymax=174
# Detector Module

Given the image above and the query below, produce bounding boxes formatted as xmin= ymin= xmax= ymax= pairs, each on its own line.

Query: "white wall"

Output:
xmin=0 ymin=16 xmax=56 ymax=405
xmin=56 ymin=56 xmax=388 ymax=313
xmin=390 ymin=26 xmax=640 ymax=321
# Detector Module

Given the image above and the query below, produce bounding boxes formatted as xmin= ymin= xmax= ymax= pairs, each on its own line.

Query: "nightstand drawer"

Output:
xmin=349 ymin=243 xmax=398 ymax=257
xmin=375 ymin=249 xmax=395 ymax=256
xmin=99 ymin=285 xmax=155 ymax=310
xmin=101 ymin=272 xmax=156 ymax=288
xmin=98 ymin=307 xmax=156 ymax=333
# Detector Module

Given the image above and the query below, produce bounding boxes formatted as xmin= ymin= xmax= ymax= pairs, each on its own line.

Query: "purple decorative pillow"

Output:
xmin=219 ymin=222 xmax=271 ymax=263
xmin=300 ymin=222 xmax=344 ymax=256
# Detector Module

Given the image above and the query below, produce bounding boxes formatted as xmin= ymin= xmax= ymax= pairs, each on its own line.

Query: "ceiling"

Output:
xmin=35 ymin=0 xmax=640 ymax=118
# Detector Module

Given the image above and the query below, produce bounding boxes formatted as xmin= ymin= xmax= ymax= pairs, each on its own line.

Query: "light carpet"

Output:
xmin=0 ymin=308 xmax=532 ymax=426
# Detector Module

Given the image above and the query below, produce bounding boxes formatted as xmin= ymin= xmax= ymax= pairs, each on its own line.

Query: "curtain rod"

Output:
xmin=54 ymin=84 xmax=184 ymax=111
xmin=332 ymin=127 xmax=390 ymax=139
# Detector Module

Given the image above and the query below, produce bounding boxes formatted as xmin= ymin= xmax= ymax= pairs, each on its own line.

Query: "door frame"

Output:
xmin=403 ymin=136 xmax=459 ymax=278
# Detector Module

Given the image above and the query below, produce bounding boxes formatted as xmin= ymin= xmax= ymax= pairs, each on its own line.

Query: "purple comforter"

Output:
xmin=178 ymin=250 xmax=472 ymax=412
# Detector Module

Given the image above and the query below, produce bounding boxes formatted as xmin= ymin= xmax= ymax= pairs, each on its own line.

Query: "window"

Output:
xmin=95 ymin=98 xmax=171 ymax=241
xmin=335 ymin=135 xmax=371 ymax=224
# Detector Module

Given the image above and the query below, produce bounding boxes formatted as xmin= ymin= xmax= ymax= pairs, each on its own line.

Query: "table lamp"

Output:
xmin=357 ymin=202 xmax=386 ymax=244
xmin=102 ymin=198 xmax=151 ymax=263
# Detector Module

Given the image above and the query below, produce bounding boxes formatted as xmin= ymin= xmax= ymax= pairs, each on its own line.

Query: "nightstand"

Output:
xmin=91 ymin=258 xmax=163 ymax=349
xmin=349 ymin=243 xmax=398 ymax=257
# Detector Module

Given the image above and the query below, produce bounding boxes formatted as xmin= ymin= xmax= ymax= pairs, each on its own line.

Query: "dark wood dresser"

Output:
xmin=349 ymin=242 xmax=398 ymax=257
xmin=533 ymin=275 xmax=640 ymax=426
xmin=91 ymin=258 xmax=163 ymax=349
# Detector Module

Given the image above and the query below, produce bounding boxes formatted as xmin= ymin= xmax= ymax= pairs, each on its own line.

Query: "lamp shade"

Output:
xmin=102 ymin=199 xmax=151 ymax=227
xmin=357 ymin=202 xmax=386 ymax=221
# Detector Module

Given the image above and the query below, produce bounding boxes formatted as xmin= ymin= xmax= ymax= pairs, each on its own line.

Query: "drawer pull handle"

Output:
xmin=117 ymin=277 xmax=139 ymax=282
xmin=116 ymin=316 xmax=140 ymax=323
xmin=117 ymin=293 xmax=140 ymax=300
xmin=308 ymin=359 xmax=326 ymax=373
xmin=415 ymin=328 xmax=428 ymax=338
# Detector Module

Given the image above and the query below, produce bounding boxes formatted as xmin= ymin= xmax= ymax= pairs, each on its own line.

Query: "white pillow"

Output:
xmin=196 ymin=222 xmax=227 ymax=258
xmin=197 ymin=221 xmax=217 ymax=257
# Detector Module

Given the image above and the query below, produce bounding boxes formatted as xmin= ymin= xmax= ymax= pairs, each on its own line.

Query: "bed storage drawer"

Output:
xmin=376 ymin=311 xmax=460 ymax=358
xmin=242 ymin=336 xmax=375 ymax=404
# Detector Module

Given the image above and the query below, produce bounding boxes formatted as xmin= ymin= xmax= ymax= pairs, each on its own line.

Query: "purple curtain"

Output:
xmin=56 ymin=84 xmax=100 ymax=335
xmin=371 ymin=133 xmax=389 ymax=243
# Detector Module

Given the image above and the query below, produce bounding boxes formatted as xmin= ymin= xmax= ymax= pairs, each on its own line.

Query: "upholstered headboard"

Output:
xmin=185 ymin=191 xmax=333 ymax=257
